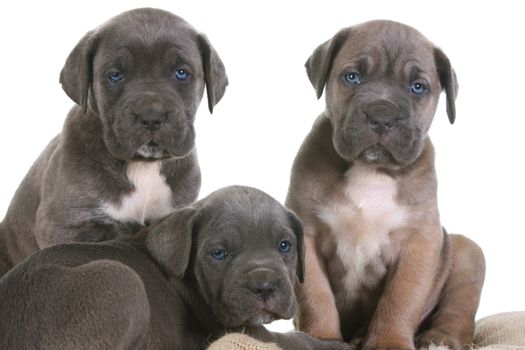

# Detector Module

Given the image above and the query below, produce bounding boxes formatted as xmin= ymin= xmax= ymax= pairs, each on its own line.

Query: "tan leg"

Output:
xmin=363 ymin=229 xmax=444 ymax=350
xmin=417 ymin=234 xmax=485 ymax=350
xmin=295 ymin=232 xmax=343 ymax=340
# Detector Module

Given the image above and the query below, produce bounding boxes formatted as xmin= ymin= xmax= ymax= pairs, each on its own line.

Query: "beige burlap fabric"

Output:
xmin=207 ymin=312 xmax=525 ymax=350
xmin=207 ymin=333 xmax=281 ymax=350
xmin=473 ymin=312 xmax=525 ymax=349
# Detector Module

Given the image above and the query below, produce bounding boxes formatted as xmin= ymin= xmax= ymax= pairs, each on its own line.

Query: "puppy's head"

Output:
xmin=306 ymin=20 xmax=457 ymax=168
xmin=60 ymin=8 xmax=228 ymax=160
xmin=145 ymin=186 xmax=304 ymax=328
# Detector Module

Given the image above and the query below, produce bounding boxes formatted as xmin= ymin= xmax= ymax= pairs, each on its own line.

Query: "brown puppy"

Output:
xmin=286 ymin=20 xmax=485 ymax=350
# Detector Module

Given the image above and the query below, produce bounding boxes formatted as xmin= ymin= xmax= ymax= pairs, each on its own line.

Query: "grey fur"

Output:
xmin=0 ymin=8 xmax=228 ymax=276
xmin=0 ymin=186 xmax=351 ymax=350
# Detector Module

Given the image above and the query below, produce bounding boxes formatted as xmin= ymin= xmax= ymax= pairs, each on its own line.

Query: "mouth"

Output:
xmin=247 ymin=307 xmax=279 ymax=325
xmin=134 ymin=140 xmax=170 ymax=160
xmin=358 ymin=143 xmax=396 ymax=164
xmin=223 ymin=296 xmax=293 ymax=328
xmin=242 ymin=300 xmax=284 ymax=325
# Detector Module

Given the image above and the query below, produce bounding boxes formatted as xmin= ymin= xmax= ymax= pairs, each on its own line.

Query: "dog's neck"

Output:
xmin=125 ymin=239 xmax=228 ymax=343
xmin=176 ymin=275 xmax=228 ymax=338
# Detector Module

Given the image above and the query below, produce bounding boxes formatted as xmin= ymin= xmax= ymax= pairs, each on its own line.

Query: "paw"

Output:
xmin=416 ymin=329 xmax=462 ymax=350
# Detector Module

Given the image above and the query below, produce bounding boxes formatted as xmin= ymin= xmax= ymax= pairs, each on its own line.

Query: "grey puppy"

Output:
xmin=0 ymin=8 xmax=227 ymax=276
xmin=287 ymin=20 xmax=485 ymax=349
xmin=0 ymin=186 xmax=352 ymax=350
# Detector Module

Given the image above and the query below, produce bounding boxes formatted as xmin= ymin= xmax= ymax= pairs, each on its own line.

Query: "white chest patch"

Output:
xmin=318 ymin=163 xmax=408 ymax=298
xmin=103 ymin=161 xmax=175 ymax=225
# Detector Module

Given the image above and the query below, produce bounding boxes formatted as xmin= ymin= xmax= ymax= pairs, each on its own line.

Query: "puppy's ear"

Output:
xmin=198 ymin=34 xmax=228 ymax=114
xmin=305 ymin=28 xmax=351 ymax=99
xmin=145 ymin=208 xmax=198 ymax=279
xmin=60 ymin=31 xmax=98 ymax=114
xmin=434 ymin=47 xmax=458 ymax=124
xmin=286 ymin=209 xmax=305 ymax=283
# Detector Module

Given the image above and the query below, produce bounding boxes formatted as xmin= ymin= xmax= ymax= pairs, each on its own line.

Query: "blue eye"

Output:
xmin=279 ymin=240 xmax=291 ymax=254
xmin=211 ymin=249 xmax=228 ymax=261
xmin=410 ymin=82 xmax=427 ymax=95
xmin=344 ymin=72 xmax=361 ymax=86
xmin=108 ymin=71 xmax=124 ymax=84
xmin=173 ymin=69 xmax=190 ymax=81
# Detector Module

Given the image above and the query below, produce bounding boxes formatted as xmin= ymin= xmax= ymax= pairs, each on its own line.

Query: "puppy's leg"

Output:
xmin=363 ymin=230 xmax=443 ymax=350
xmin=417 ymin=234 xmax=485 ymax=350
xmin=295 ymin=233 xmax=343 ymax=340
xmin=0 ymin=260 xmax=150 ymax=349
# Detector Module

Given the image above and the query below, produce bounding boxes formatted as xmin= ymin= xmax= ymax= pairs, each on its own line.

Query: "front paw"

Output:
xmin=416 ymin=329 xmax=462 ymax=350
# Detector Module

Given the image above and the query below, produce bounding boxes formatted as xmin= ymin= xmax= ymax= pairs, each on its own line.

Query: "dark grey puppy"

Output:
xmin=0 ymin=186 xmax=352 ymax=350
xmin=0 ymin=8 xmax=227 ymax=276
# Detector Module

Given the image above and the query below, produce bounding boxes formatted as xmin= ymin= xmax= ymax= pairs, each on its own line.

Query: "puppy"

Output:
xmin=0 ymin=186 xmax=352 ymax=350
xmin=286 ymin=20 xmax=485 ymax=350
xmin=0 ymin=8 xmax=227 ymax=276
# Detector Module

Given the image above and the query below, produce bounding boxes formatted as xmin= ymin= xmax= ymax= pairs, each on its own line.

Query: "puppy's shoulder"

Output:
xmin=287 ymin=113 xmax=348 ymax=214
xmin=295 ymin=113 xmax=347 ymax=171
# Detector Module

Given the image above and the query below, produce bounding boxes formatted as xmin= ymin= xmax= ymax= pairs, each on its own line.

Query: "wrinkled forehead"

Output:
xmin=195 ymin=190 xmax=293 ymax=244
xmin=95 ymin=12 xmax=201 ymax=62
xmin=335 ymin=21 xmax=436 ymax=74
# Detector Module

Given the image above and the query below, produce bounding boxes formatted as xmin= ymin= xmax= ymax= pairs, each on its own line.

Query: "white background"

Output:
xmin=0 ymin=0 xmax=524 ymax=333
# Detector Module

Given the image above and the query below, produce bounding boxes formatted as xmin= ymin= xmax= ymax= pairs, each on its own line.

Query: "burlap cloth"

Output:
xmin=208 ymin=312 xmax=525 ymax=350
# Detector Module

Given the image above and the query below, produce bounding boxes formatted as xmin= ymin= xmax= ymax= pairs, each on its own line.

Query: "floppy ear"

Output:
xmin=434 ymin=47 xmax=459 ymax=124
xmin=286 ymin=209 xmax=305 ymax=283
xmin=59 ymin=30 xmax=98 ymax=114
xmin=198 ymin=33 xmax=228 ymax=114
xmin=305 ymin=27 xmax=351 ymax=99
xmin=145 ymin=207 xmax=198 ymax=278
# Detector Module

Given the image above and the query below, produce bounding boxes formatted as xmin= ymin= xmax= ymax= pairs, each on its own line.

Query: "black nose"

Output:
xmin=366 ymin=113 xmax=397 ymax=134
xmin=246 ymin=268 xmax=280 ymax=301
xmin=248 ymin=280 xmax=277 ymax=302
xmin=135 ymin=109 xmax=168 ymax=131
xmin=363 ymin=101 xmax=402 ymax=135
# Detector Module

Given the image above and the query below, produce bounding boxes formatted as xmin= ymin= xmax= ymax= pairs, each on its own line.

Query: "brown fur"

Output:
xmin=287 ymin=20 xmax=485 ymax=350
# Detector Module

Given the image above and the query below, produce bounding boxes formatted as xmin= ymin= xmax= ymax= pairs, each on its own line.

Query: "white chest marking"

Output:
xmin=103 ymin=161 xmax=175 ymax=225
xmin=318 ymin=163 xmax=408 ymax=298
